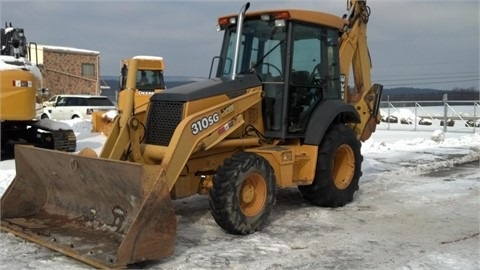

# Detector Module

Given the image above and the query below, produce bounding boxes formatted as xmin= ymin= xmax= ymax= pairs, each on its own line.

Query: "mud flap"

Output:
xmin=1 ymin=145 xmax=176 ymax=268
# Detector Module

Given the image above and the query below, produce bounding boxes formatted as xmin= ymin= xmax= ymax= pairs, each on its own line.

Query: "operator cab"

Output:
xmin=120 ymin=65 xmax=166 ymax=92
xmin=216 ymin=10 xmax=344 ymax=139
xmin=118 ymin=56 xmax=166 ymax=114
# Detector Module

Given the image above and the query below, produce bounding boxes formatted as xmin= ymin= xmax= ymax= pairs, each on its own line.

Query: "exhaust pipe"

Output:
xmin=231 ymin=2 xmax=250 ymax=80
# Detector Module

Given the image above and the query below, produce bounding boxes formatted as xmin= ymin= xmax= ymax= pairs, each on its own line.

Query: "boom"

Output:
xmin=339 ymin=0 xmax=382 ymax=141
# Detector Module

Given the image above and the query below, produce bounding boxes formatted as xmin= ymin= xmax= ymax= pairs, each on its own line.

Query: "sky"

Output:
xmin=1 ymin=0 xmax=479 ymax=91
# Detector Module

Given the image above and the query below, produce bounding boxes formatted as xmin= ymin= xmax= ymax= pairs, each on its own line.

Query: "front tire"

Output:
xmin=210 ymin=152 xmax=276 ymax=235
xmin=299 ymin=124 xmax=362 ymax=207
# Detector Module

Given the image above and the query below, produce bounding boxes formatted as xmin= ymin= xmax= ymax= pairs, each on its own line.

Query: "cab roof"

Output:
xmin=219 ymin=9 xmax=346 ymax=31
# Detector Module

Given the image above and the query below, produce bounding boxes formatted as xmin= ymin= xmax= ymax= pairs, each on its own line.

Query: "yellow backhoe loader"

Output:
xmin=1 ymin=1 xmax=382 ymax=268
xmin=91 ymin=55 xmax=166 ymax=136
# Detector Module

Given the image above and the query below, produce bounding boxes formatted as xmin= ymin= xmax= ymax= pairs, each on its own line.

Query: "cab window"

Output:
xmin=136 ymin=70 xmax=165 ymax=90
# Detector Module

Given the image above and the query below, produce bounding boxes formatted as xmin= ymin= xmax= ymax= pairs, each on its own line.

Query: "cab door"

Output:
xmin=286 ymin=23 xmax=341 ymax=136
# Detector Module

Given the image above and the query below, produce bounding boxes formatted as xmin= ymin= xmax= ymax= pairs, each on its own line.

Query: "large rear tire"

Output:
xmin=299 ymin=124 xmax=362 ymax=207
xmin=209 ymin=152 xmax=276 ymax=235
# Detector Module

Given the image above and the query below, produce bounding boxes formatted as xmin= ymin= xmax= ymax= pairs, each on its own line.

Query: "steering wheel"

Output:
xmin=254 ymin=62 xmax=283 ymax=78
xmin=309 ymin=63 xmax=323 ymax=86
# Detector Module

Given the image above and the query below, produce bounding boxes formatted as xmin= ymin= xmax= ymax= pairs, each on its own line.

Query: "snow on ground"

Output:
xmin=1 ymin=118 xmax=479 ymax=269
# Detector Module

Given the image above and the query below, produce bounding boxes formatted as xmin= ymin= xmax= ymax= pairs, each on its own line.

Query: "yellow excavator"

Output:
xmin=0 ymin=23 xmax=76 ymax=160
xmin=91 ymin=55 xmax=166 ymax=135
xmin=1 ymin=1 xmax=382 ymax=268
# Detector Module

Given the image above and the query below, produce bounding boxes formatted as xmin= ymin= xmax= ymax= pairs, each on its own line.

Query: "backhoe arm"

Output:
xmin=339 ymin=0 xmax=382 ymax=141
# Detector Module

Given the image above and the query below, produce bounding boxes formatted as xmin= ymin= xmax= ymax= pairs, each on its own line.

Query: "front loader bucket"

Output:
xmin=1 ymin=145 xmax=176 ymax=268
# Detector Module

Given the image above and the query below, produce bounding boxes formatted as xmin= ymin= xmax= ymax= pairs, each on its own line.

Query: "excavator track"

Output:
xmin=50 ymin=128 xmax=77 ymax=152
xmin=30 ymin=118 xmax=77 ymax=152
xmin=0 ymin=119 xmax=76 ymax=160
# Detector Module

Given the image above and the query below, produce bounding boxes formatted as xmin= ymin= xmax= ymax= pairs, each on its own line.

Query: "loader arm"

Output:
xmin=339 ymin=0 xmax=382 ymax=141
xmin=99 ymin=59 xmax=139 ymax=160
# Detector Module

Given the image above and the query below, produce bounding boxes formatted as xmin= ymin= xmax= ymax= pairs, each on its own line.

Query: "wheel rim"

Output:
xmin=332 ymin=144 xmax=355 ymax=190
xmin=239 ymin=173 xmax=267 ymax=217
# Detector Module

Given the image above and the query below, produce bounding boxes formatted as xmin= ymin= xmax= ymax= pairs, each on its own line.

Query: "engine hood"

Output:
xmin=150 ymin=74 xmax=262 ymax=102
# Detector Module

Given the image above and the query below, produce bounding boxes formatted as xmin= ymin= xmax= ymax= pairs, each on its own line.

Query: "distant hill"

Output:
xmin=100 ymin=76 xmax=479 ymax=102
xmin=382 ymin=87 xmax=479 ymax=101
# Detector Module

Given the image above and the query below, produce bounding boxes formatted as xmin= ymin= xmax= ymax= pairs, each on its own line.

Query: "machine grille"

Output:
xmin=145 ymin=101 xmax=184 ymax=146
